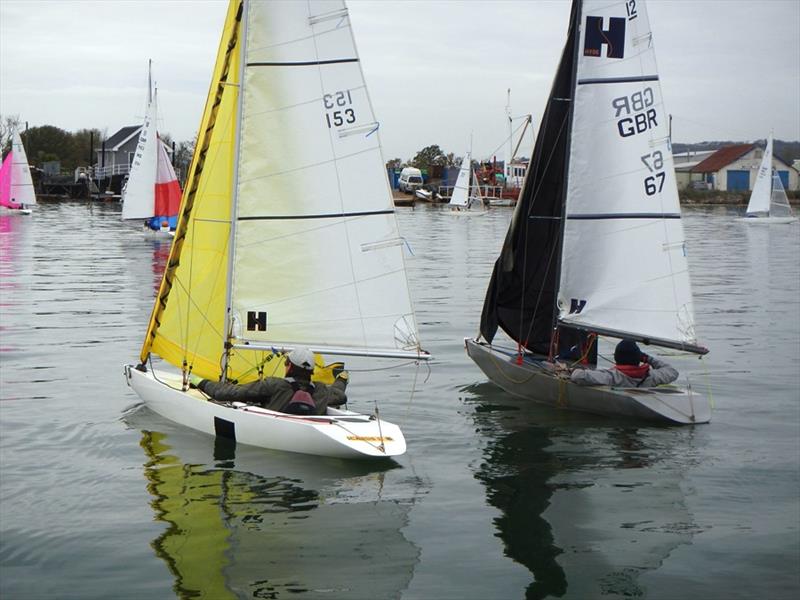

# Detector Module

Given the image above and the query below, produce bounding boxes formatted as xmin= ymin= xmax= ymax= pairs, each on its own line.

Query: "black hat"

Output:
xmin=614 ymin=339 xmax=642 ymax=366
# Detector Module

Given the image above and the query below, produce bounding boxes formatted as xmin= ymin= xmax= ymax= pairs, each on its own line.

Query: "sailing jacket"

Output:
xmin=569 ymin=355 xmax=678 ymax=388
xmin=198 ymin=375 xmax=347 ymax=415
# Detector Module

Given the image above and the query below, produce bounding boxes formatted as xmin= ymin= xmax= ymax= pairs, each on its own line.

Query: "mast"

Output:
xmin=549 ymin=0 xmax=583 ymax=351
xmin=506 ymin=88 xmax=512 ymax=180
xmin=221 ymin=0 xmax=249 ymax=381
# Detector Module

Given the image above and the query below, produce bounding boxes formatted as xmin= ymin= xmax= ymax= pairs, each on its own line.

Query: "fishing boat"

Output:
xmin=125 ymin=0 xmax=429 ymax=459
xmin=120 ymin=61 xmax=182 ymax=235
xmin=740 ymin=134 xmax=797 ymax=224
xmin=446 ymin=151 xmax=487 ymax=215
xmin=0 ymin=129 xmax=37 ymax=215
xmin=465 ymin=0 xmax=711 ymax=425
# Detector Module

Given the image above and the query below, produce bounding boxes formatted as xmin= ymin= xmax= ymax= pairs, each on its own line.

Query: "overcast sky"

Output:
xmin=1 ymin=0 xmax=798 ymax=161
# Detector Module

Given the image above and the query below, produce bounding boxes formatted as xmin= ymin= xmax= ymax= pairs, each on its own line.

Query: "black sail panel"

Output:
xmin=480 ymin=1 xmax=580 ymax=351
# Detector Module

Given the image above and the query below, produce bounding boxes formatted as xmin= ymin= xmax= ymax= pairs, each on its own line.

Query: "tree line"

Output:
xmin=0 ymin=114 xmax=194 ymax=179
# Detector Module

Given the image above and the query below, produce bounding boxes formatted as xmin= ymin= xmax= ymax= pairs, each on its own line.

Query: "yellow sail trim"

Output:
xmin=138 ymin=0 xmax=340 ymax=385
xmin=140 ymin=0 xmax=242 ymax=380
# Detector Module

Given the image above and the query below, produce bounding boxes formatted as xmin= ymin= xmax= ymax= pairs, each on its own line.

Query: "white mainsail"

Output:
xmin=449 ymin=152 xmax=472 ymax=208
xmin=121 ymin=90 xmax=159 ymax=220
xmin=10 ymin=130 xmax=36 ymax=207
xmin=228 ymin=0 xmax=423 ymax=358
xmin=746 ymin=135 xmax=773 ymax=216
xmin=557 ymin=0 xmax=698 ymax=348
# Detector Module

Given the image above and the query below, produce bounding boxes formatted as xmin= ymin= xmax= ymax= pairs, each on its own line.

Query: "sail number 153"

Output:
xmin=324 ymin=90 xmax=356 ymax=128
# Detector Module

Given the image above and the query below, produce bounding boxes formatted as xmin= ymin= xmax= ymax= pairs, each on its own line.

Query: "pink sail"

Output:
xmin=0 ymin=151 xmax=19 ymax=209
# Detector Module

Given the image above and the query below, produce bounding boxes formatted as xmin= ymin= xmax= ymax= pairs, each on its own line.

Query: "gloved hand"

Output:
xmin=188 ymin=373 xmax=203 ymax=389
xmin=641 ymin=354 xmax=650 ymax=364
xmin=336 ymin=370 xmax=349 ymax=384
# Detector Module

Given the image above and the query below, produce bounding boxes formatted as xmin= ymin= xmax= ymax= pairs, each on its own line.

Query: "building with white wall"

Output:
xmin=690 ymin=144 xmax=799 ymax=191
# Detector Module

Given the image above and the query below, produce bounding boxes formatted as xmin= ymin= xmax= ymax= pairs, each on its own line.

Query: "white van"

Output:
xmin=398 ymin=167 xmax=424 ymax=192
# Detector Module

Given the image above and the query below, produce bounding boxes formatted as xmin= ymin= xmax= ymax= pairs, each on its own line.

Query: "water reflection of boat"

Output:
xmin=127 ymin=406 xmax=422 ymax=599
xmin=467 ymin=382 xmax=702 ymax=598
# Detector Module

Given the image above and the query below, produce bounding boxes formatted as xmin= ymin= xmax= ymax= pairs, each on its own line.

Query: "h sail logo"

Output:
xmin=569 ymin=299 xmax=587 ymax=315
xmin=247 ymin=311 xmax=267 ymax=332
xmin=584 ymin=16 xmax=626 ymax=59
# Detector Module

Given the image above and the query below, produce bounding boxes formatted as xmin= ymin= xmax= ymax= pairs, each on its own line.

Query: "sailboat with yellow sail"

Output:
xmin=124 ymin=0 xmax=429 ymax=459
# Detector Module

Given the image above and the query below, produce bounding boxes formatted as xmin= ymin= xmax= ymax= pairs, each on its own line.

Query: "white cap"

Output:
xmin=287 ymin=347 xmax=315 ymax=371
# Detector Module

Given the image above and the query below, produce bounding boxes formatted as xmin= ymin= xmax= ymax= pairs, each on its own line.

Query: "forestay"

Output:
xmin=557 ymin=0 xmax=699 ymax=350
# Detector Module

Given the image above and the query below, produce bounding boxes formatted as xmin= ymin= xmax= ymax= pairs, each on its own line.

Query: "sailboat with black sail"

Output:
xmin=466 ymin=0 xmax=710 ymax=424
xmin=125 ymin=0 xmax=429 ymax=458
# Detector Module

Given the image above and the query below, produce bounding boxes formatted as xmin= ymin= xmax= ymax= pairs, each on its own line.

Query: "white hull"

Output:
xmin=465 ymin=339 xmax=710 ymax=425
xmin=124 ymin=366 xmax=406 ymax=459
xmin=145 ymin=228 xmax=175 ymax=239
xmin=444 ymin=205 xmax=488 ymax=216
xmin=0 ymin=206 xmax=31 ymax=215
xmin=738 ymin=216 xmax=798 ymax=224
xmin=488 ymin=198 xmax=514 ymax=207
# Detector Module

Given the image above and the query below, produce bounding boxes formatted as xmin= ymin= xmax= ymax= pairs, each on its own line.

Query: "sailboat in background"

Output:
xmin=125 ymin=0 xmax=429 ymax=458
xmin=0 ymin=130 xmax=37 ymax=215
xmin=447 ymin=151 xmax=487 ymax=215
xmin=466 ymin=0 xmax=711 ymax=424
xmin=121 ymin=61 xmax=182 ymax=235
xmin=741 ymin=134 xmax=797 ymax=224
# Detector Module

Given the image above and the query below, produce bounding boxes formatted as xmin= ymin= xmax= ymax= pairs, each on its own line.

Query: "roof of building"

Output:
xmin=97 ymin=125 xmax=175 ymax=153
xmin=103 ymin=125 xmax=142 ymax=150
xmin=691 ymin=144 xmax=755 ymax=173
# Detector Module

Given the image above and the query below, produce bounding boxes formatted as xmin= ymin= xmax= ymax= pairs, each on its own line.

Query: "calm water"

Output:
xmin=0 ymin=201 xmax=798 ymax=599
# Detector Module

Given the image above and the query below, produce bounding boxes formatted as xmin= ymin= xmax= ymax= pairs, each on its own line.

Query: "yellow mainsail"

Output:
xmin=138 ymin=0 xmax=331 ymax=384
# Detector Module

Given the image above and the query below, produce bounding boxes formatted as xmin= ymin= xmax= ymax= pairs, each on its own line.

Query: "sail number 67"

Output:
xmin=641 ymin=151 xmax=665 ymax=196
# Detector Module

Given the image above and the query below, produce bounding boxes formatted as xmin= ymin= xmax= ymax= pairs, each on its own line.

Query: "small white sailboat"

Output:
xmin=446 ymin=151 xmax=487 ymax=215
xmin=466 ymin=0 xmax=710 ymax=424
xmin=741 ymin=134 xmax=797 ymax=224
xmin=0 ymin=129 xmax=37 ymax=215
xmin=125 ymin=0 xmax=429 ymax=459
xmin=121 ymin=61 xmax=182 ymax=235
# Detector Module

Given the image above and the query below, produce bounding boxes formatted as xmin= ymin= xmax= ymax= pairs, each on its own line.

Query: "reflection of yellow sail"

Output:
xmin=134 ymin=418 xmax=421 ymax=598
xmin=142 ymin=431 xmax=236 ymax=600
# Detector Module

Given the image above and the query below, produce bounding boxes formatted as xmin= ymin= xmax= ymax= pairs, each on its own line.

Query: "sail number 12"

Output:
xmin=324 ymin=90 xmax=356 ymax=128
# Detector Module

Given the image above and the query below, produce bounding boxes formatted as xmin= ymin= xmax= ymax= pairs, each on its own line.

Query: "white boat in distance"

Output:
xmin=466 ymin=0 xmax=710 ymax=424
xmin=740 ymin=134 xmax=797 ymax=224
xmin=126 ymin=0 xmax=429 ymax=459
xmin=121 ymin=61 xmax=182 ymax=235
xmin=446 ymin=151 xmax=487 ymax=215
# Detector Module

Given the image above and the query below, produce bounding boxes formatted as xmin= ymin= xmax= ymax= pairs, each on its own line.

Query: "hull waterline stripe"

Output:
xmin=577 ymin=75 xmax=659 ymax=85
xmin=567 ymin=213 xmax=680 ymax=220
xmin=239 ymin=209 xmax=394 ymax=221
xmin=248 ymin=58 xmax=359 ymax=67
